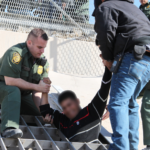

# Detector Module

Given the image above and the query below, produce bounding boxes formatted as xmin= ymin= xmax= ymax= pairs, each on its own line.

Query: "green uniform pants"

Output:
xmin=0 ymin=82 xmax=40 ymax=132
xmin=140 ymin=82 xmax=150 ymax=145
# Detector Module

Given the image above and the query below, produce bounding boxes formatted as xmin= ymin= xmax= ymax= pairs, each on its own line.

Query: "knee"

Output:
xmin=7 ymin=86 xmax=21 ymax=102
xmin=8 ymin=86 xmax=20 ymax=93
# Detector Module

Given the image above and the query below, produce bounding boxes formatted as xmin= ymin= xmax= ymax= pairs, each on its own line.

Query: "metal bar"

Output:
xmin=57 ymin=130 xmax=76 ymax=150
xmin=98 ymin=141 xmax=108 ymax=150
xmin=85 ymin=144 xmax=92 ymax=150
xmin=34 ymin=116 xmax=59 ymax=150
xmin=0 ymin=136 xmax=7 ymax=150
xmin=20 ymin=116 xmax=42 ymax=150
xmin=18 ymin=138 xmax=25 ymax=150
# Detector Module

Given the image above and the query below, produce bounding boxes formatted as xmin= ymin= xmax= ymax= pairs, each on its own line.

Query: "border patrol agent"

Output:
xmin=139 ymin=0 xmax=150 ymax=20
xmin=0 ymin=28 xmax=50 ymax=138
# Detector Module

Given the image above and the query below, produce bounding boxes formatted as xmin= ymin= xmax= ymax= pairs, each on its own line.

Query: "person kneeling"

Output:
xmin=40 ymin=67 xmax=111 ymax=143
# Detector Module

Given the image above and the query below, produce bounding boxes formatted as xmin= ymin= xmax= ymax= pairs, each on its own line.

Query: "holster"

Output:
xmin=134 ymin=45 xmax=146 ymax=60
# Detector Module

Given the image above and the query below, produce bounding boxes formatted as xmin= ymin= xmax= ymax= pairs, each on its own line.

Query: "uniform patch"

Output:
xmin=37 ymin=65 xmax=43 ymax=75
xmin=147 ymin=5 xmax=150 ymax=8
xmin=46 ymin=66 xmax=49 ymax=73
xmin=12 ymin=52 xmax=22 ymax=64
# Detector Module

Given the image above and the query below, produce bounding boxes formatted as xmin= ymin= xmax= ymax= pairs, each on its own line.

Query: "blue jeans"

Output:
xmin=108 ymin=53 xmax=150 ymax=150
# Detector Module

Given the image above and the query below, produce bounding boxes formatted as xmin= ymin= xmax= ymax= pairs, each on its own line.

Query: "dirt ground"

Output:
xmin=49 ymin=71 xmax=145 ymax=150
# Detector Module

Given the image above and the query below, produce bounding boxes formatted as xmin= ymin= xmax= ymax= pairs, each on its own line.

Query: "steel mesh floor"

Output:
xmin=0 ymin=115 xmax=108 ymax=150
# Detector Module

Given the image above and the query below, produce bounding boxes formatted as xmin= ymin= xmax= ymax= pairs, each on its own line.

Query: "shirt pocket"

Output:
xmin=20 ymin=70 xmax=29 ymax=81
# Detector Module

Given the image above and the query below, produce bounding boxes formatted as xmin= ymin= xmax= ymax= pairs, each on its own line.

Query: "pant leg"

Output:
xmin=129 ymin=95 xmax=139 ymax=149
xmin=141 ymin=89 xmax=150 ymax=145
xmin=108 ymin=53 xmax=150 ymax=150
xmin=108 ymin=72 xmax=138 ymax=150
xmin=20 ymin=94 xmax=41 ymax=116
xmin=0 ymin=82 xmax=21 ymax=132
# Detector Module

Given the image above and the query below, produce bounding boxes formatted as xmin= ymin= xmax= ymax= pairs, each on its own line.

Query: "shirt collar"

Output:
xmin=140 ymin=2 xmax=149 ymax=8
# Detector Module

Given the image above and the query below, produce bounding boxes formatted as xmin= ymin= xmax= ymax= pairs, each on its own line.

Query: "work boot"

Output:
xmin=1 ymin=127 xmax=23 ymax=138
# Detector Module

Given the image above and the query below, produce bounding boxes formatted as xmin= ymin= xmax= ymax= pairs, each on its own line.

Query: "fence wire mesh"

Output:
xmin=0 ymin=0 xmax=104 ymax=77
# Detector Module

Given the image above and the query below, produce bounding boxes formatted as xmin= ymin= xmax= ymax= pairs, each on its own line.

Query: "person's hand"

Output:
xmin=37 ymin=80 xmax=50 ymax=93
xmin=99 ymin=54 xmax=113 ymax=70
xmin=43 ymin=114 xmax=53 ymax=124
xmin=102 ymin=106 xmax=110 ymax=120
xmin=43 ymin=77 xmax=52 ymax=85
xmin=146 ymin=50 xmax=150 ymax=53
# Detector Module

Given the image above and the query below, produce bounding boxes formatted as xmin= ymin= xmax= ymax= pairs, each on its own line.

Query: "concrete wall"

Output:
xmin=0 ymin=30 xmax=104 ymax=77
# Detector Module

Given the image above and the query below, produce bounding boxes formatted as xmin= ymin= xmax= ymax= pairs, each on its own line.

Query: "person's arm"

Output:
xmin=0 ymin=50 xmax=50 ymax=93
xmin=88 ymin=67 xmax=112 ymax=120
xmin=94 ymin=6 xmax=119 ymax=61
xmin=32 ymin=91 xmax=42 ymax=111
xmin=39 ymin=78 xmax=64 ymax=129
xmin=4 ymin=76 xmax=50 ymax=93
xmin=40 ymin=95 xmax=65 ymax=128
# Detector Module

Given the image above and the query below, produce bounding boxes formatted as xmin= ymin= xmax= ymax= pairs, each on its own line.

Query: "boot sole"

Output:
xmin=2 ymin=130 xmax=23 ymax=138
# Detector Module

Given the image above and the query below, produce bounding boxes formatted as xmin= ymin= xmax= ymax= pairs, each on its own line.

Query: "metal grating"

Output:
xmin=0 ymin=115 xmax=108 ymax=150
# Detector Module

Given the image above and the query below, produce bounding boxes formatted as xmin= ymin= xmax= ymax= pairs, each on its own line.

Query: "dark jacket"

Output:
xmin=94 ymin=0 xmax=150 ymax=61
xmin=40 ymin=67 xmax=112 ymax=143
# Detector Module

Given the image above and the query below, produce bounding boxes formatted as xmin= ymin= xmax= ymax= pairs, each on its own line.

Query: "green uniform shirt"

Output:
xmin=139 ymin=2 xmax=150 ymax=20
xmin=0 ymin=42 xmax=49 ymax=95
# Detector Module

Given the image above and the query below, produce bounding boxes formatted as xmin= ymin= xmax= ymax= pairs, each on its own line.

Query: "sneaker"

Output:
xmin=1 ymin=128 xmax=23 ymax=138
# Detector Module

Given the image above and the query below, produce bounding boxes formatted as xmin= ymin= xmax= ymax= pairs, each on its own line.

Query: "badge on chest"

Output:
xmin=37 ymin=65 xmax=43 ymax=75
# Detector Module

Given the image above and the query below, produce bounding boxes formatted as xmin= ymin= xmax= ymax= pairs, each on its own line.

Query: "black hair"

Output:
xmin=58 ymin=90 xmax=77 ymax=104
xmin=27 ymin=28 xmax=49 ymax=41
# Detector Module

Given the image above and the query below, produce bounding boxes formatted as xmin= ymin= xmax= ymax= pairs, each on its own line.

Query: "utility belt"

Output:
xmin=110 ymin=39 xmax=150 ymax=73
xmin=21 ymin=90 xmax=32 ymax=96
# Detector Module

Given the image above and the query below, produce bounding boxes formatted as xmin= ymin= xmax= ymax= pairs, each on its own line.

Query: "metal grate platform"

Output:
xmin=0 ymin=115 xmax=108 ymax=150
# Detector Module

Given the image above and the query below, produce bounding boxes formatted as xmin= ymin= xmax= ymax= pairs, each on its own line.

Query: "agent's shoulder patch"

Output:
xmin=12 ymin=52 xmax=22 ymax=64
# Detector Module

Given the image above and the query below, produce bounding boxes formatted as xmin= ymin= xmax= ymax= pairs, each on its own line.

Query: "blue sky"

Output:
xmin=89 ymin=0 xmax=142 ymax=24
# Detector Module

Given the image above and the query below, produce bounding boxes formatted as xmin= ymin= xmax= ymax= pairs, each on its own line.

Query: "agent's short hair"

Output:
xmin=58 ymin=90 xmax=77 ymax=104
xmin=27 ymin=28 xmax=49 ymax=41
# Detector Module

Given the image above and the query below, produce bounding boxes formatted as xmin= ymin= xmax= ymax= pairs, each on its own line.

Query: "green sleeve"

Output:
xmin=41 ymin=62 xmax=49 ymax=80
xmin=0 ymin=50 xmax=22 ymax=78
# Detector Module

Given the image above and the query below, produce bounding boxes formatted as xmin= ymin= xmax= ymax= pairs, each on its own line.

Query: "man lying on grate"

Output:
xmin=40 ymin=67 xmax=111 ymax=143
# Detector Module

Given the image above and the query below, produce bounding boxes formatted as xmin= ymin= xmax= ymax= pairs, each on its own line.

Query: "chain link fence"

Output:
xmin=0 ymin=0 xmax=104 ymax=77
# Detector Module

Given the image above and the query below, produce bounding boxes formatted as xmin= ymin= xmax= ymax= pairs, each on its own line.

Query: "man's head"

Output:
xmin=92 ymin=0 xmax=104 ymax=17
xmin=140 ymin=0 xmax=148 ymax=5
xmin=58 ymin=91 xmax=80 ymax=120
xmin=26 ymin=28 xmax=49 ymax=58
